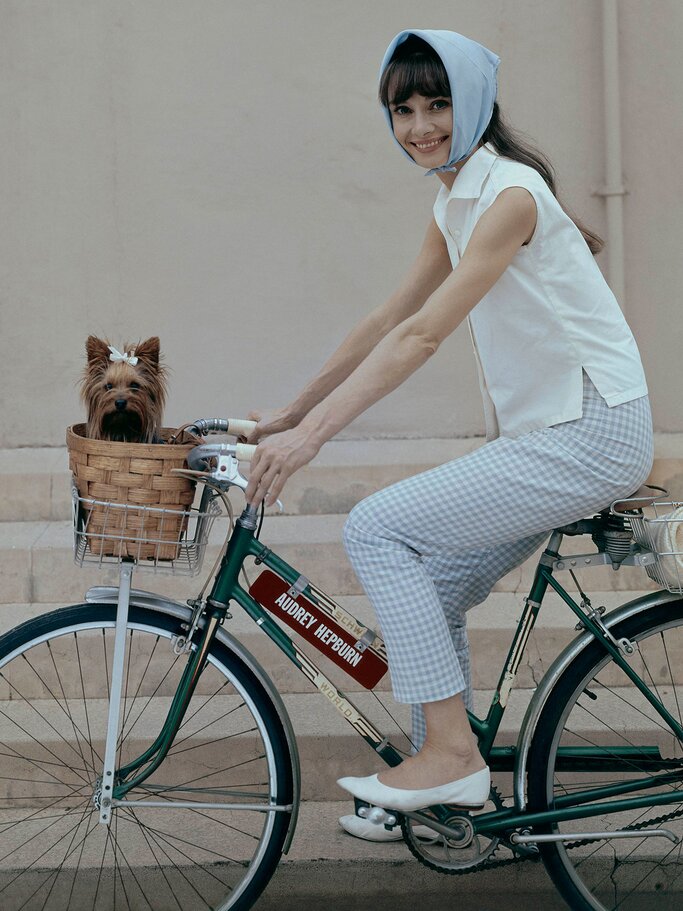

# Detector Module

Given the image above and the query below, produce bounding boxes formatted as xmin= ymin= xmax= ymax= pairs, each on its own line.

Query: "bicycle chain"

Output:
xmin=564 ymin=804 xmax=683 ymax=850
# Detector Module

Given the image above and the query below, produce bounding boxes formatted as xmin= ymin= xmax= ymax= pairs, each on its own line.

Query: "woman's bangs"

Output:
xmin=380 ymin=54 xmax=450 ymax=107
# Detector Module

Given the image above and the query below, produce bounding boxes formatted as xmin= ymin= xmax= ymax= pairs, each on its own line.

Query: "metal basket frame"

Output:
xmin=72 ymin=485 xmax=222 ymax=575
xmin=611 ymin=497 xmax=683 ymax=594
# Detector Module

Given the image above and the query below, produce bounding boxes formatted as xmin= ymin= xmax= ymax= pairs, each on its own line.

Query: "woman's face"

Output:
xmin=390 ymin=92 xmax=452 ymax=166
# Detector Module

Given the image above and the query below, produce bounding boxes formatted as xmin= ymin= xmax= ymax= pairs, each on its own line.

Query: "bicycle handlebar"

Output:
xmin=186 ymin=442 xmax=257 ymax=473
xmin=187 ymin=418 xmax=258 ymax=438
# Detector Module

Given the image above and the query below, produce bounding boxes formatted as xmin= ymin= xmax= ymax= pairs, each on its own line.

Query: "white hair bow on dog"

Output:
xmin=108 ymin=345 xmax=138 ymax=366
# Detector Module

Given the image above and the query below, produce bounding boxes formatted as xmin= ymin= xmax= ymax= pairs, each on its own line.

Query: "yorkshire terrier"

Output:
xmin=81 ymin=336 xmax=168 ymax=443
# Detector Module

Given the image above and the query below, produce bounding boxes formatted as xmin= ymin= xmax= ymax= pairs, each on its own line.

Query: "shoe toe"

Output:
xmin=338 ymin=815 xmax=403 ymax=842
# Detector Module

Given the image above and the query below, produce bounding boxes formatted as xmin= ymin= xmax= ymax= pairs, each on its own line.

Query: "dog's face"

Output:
xmin=81 ymin=336 xmax=167 ymax=443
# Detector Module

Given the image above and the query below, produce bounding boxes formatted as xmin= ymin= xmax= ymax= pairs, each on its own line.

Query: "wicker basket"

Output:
xmin=67 ymin=424 xmax=198 ymax=561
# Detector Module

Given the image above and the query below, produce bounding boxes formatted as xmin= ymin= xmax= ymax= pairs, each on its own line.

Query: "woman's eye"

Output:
xmin=432 ymin=99 xmax=450 ymax=110
xmin=393 ymin=106 xmax=410 ymax=116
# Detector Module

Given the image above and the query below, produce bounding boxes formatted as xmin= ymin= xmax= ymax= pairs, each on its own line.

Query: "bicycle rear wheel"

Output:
xmin=527 ymin=600 xmax=683 ymax=911
xmin=0 ymin=603 xmax=294 ymax=911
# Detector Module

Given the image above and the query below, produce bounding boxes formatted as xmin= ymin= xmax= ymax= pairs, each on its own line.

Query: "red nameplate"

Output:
xmin=249 ymin=570 xmax=388 ymax=689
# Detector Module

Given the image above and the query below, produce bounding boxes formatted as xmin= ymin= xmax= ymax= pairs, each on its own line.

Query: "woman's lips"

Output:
xmin=411 ymin=136 xmax=449 ymax=153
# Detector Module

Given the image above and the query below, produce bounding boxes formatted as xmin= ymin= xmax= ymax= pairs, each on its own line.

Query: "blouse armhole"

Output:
xmin=489 ymin=174 xmax=544 ymax=250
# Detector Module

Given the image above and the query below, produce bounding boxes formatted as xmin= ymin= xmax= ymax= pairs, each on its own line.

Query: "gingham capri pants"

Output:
xmin=343 ymin=373 xmax=654 ymax=750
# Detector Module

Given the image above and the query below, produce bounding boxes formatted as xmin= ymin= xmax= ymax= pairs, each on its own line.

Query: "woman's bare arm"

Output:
xmin=245 ymin=187 xmax=537 ymax=506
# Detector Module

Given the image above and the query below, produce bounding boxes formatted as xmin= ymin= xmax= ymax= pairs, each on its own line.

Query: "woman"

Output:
xmin=244 ymin=29 xmax=653 ymax=840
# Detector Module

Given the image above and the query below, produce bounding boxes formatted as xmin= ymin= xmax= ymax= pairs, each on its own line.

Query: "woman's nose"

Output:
xmin=413 ymin=112 xmax=436 ymax=135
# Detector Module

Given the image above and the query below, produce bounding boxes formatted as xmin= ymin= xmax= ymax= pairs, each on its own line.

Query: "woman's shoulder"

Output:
xmin=488 ymin=153 xmax=549 ymax=193
xmin=485 ymin=153 xmax=560 ymax=229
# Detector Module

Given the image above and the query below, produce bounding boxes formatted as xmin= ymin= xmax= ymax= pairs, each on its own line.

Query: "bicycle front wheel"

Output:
xmin=527 ymin=599 xmax=683 ymax=911
xmin=0 ymin=603 xmax=295 ymax=911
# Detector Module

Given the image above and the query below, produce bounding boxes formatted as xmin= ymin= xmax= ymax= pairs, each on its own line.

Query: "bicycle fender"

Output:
xmin=513 ymin=588 xmax=682 ymax=812
xmin=85 ymin=586 xmax=302 ymax=854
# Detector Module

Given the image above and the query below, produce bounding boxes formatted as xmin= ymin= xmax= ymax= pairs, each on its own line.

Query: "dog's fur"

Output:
xmin=81 ymin=336 xmax=168 ymax=443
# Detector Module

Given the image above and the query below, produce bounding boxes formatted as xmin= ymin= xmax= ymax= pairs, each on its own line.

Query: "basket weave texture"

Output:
xmin=67 ymin=424 xmax=197 ymax=560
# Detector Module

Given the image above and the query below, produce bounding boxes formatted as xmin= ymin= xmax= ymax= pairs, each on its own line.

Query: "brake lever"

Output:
xmin=215 ymin=452 xmax=283 ymax=513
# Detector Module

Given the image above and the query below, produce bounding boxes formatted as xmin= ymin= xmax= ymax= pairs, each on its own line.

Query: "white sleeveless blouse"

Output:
xmin=433 ymin=142 xmax=648 ymax=440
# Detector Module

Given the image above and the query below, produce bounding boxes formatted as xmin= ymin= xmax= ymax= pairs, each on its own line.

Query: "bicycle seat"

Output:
xmin=611 ymin=483 xmax=669 ymax=514
xmin=554 ymin=484 xmax=669 ymax=537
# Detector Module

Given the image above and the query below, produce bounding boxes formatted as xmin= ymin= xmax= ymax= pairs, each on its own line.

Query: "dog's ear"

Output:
xmin=133 ymin=337 xmax=161 ymax=368
xmin=85 ymin=336 xmax=111 ymax=368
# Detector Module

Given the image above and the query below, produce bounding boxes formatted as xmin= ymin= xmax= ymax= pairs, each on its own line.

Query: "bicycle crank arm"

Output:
xmin=510 ymin=828 xmax=680 ymax=845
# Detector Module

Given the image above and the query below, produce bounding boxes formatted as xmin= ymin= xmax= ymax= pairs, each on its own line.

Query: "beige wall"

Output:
xmin=2 ymin=0 xmax=681 ymax=447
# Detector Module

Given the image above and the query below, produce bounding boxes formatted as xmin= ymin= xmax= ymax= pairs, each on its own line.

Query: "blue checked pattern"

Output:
xmin=343 ymin=373 xmax=654 ymax=720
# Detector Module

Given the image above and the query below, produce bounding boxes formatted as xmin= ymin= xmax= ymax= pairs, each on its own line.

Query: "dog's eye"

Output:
xmin=130 ymin=382 xmax=141 ymax=391
xmin=104 ymin=383 xmax=113 ymax=391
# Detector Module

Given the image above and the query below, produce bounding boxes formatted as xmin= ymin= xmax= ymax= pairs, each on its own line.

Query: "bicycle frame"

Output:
xmin=107 ymin=505 xmax=683 ymax=840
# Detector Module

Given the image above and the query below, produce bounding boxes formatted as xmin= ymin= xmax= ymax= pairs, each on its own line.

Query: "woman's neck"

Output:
xmin=437 ymin=142 xmax=484 ymax=189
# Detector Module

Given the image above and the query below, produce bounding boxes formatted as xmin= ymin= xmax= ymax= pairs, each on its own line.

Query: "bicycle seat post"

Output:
xmin=98 ymin=558 xmax=135 ymax=827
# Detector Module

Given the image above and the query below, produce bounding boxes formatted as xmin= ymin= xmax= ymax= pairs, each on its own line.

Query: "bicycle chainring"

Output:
xmin=400 ymin=785 xmax=510 ymax=874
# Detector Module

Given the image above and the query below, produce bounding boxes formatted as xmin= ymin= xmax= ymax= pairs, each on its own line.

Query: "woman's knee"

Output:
xmin=343 ymin=492 xmax=385 ymax=545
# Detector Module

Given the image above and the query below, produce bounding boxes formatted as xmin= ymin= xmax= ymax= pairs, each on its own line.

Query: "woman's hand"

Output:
xmin=245 ymin=425 xmax=321 ymax=509
xmin=244 ymin=408 xmax=300 ymax=444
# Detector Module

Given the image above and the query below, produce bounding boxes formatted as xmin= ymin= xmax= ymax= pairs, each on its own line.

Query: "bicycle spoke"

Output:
xmin=117 ymin=644 xmax=182 ymax=748
xmin=662 ymin=632 xmax=683 ymax=731
xmin=124 ymin=811 xmax=186 ymax=911
xmin=121 ymin=807 xmax=244 ymax=888
xmin=74 ymin=632 xmax=101 ymax=773
xmin=117 ymin=630 xmax=136 ymax=773
xmin=118 ymin=634 xmax=163 ymax=739
xmin=170 ymin=698 xmax=246 ymax=751
xmin=45 ymin=641 xmax=93 ymax=776
xmin=31 ymin=798 xmax=94 ymax=911
xmin=109 ymin=820 xmax=154 ymax=911
xmin=0 ymin=676 xmax=94 ymax=784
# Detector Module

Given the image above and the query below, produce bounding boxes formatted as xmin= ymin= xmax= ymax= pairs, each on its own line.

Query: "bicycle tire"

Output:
xmin=0 ymin=603 xmax=295 ymax=911
xmin=527 ymin=599 xmax=683 ymax=911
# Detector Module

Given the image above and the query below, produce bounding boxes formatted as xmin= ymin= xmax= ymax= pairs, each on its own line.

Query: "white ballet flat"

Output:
xmin=339 ymin=814 xmax=437 ymax=842
xmin=337 ymin=767 xmax=490 ymax=813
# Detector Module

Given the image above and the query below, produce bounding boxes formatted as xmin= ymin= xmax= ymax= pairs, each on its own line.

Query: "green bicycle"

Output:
xmin=0 ymin=418 xmax=681 ymax=910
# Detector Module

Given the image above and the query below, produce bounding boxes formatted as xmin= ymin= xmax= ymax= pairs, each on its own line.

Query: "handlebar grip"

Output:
xmin=235 ymin=443 xmax=257 ymax=461
xmin=227 ymin=418 xmax=258 ymax=438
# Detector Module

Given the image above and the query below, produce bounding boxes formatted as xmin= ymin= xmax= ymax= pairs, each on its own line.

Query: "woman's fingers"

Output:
xmin=244 ymin=411 xmax=263 ymax=444
xmin=244 ymin=427 xmax=320 ymax=509
xmin=245 ymin=448 xmax=282 ymax=506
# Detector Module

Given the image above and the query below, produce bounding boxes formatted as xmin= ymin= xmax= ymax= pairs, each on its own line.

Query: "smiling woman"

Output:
xmin=243 ymin=26 xmax=653 ymax=845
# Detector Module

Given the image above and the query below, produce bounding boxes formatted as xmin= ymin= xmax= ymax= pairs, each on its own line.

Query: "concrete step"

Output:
xmin=2 ymin=435 xmax=683 ymax=521
xmin=0 ymin=438 xmax=483 ymax=522
xmin=0 ymin=590 xmax=659 ymax=695
xmin=0 ymin=513 xmax=665 ymax=604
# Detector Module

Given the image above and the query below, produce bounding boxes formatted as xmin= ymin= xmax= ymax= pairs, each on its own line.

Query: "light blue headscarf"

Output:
xmin=379 ymin=29 xmax=500 ymax=176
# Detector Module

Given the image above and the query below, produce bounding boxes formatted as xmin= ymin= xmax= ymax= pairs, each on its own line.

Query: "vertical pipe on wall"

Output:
xmin=597 ymin=0 xmax=628 ymax=306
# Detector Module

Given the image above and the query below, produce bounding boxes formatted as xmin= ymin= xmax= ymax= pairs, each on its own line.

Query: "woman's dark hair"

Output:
xmin=379 ymin=37 xmax=604 ymax=255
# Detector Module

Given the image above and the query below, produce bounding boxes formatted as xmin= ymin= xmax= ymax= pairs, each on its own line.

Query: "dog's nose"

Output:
xmin=115 ymin=399 xmax=128 ymax=411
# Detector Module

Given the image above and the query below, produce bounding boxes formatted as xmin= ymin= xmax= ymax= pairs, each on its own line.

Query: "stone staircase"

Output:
xmin=0 ymin=435 xmax=681 ymax=908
